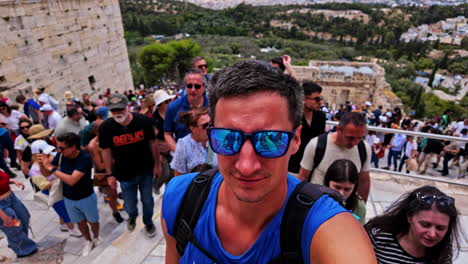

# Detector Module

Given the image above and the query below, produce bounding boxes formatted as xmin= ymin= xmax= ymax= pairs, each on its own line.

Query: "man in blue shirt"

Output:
xmin=164 ymin=69 xmax=208 ymax=152
xmin=161 ymin=60 xmax=376 ymax=263
xmin=383 ymin=130 xmax=407 ymax=171
xmin=15 ymin=95 xmax=42 ymax=124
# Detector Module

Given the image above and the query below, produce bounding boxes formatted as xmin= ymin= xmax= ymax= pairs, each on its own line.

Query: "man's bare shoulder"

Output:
xmin=310 ymin=213 xmax=377 ymax=264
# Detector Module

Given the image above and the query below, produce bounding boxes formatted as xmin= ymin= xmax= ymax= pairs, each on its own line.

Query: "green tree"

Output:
xmin=414 ymin=57 xmax=434 ymax=71
xmin=137 ymin=39 xmax=202 ymax=85
xmin=461 ymin=36 xmax=468 ymax=50
xmin=447 ymin=62 xmax=466 ymax=74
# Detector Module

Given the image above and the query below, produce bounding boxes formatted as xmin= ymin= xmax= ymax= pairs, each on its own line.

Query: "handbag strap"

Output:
xmin=58 ymin=153 xmax=63 ymax=171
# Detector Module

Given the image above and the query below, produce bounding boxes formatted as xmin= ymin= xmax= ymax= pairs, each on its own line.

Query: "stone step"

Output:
xmin=82 ymin=192 xmax=165 ymax=264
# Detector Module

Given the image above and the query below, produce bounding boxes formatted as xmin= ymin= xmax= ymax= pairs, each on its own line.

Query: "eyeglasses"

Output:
xmin=200 ymin=122 xmax=210 ymax=130
xmin=20 ymin=125 xmax=31 ymax=130
xmin=207 ymin=128 xmax=295 ymax=158
xmin=416 ymin=192 xmax=455 ymax=208
xmin=305 ymin=96 xmax=324 ymax=102
xmin=186 ymin=84 xmax=202 ymax=90
xmin=197 ymin=64 xmax=208 ymax=69
xmin=57 ymin=146 xmax=69 ymax=151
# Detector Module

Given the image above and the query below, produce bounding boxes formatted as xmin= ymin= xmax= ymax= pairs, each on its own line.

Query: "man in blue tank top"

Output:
xmin=161 ymin=60 xmax=377 ymax=263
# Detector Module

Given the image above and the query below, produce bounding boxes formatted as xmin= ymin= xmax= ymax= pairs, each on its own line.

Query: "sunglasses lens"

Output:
xmin=253 ymin=131 xmax=290 ymax=158
xmin=438 ymin=197 xmax=454 ymax=207
xmin=418 ymin=194 xmax=435 ymax=205
xmin=209 ymin=128 xmax=242 ymax=156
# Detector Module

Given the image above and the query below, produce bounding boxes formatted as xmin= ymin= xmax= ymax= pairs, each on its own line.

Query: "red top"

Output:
xmin=0 ymin=171 xmax=10 ymax=196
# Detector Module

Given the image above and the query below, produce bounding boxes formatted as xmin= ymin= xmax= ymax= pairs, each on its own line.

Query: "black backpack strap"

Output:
xmin=270 ymin=181 xmax=345 ymax=264
xmin=309 ymin=133 xmax=328 ymax=182
xmin=174 ymin=168 xmax=219 ymax=260
xmin=357 ymin=140 xmax=367 ymax=169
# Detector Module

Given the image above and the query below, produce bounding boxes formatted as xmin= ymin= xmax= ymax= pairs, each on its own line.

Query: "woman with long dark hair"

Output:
xmin=365 ymin=186 xmax=461 ymax=264
xmin=323 ymin=159 xmax=366 ymax=224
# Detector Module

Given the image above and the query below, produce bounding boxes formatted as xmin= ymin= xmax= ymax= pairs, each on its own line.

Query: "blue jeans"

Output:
xmin=0 ymin=192 xmax=37 ymax=257
xmin=387 ymin=149 xmax=400 ymax=170
xmin=399 ymin=155 xmax=409 ymax=172
xmin=371 ymin=152 xmax=379 ymax=168
xmin=120 ymin=174 xmax=154 ymax=225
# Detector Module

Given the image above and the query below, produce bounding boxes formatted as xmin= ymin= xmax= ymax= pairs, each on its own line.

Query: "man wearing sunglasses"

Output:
xmin=164 ymin=69 xmax=208 ymax=153
xmin=192 ymin=56 xmax=209 ymax=79
xmin=161 ymin=60 xmax=376 ymax=263
xmin=288 ymin=82 xmax=325 ymax=176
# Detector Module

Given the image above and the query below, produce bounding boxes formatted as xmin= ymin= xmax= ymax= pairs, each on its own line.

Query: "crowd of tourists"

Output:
xmin=0 ymin=56 xmax=464 ymax=263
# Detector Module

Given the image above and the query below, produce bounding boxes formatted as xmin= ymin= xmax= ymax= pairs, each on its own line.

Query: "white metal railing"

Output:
xmin=326 ymin=121 xmax=468 ymax=187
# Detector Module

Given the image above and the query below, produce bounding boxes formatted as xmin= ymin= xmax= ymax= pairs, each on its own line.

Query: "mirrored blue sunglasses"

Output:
xmin=207 ymin=127 xmax=295 ymax=159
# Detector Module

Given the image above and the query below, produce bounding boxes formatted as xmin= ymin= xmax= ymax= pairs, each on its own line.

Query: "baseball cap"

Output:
xmin=95 ymin=106 xmax=109 ymax=119
xmin=31 ymin=140 xmax=55 ymax=154
xmin=153 ymin=90 xmax=175 ymax=106
xmin=40 ymin=104 xmax=53 ymax=111
xmin=365 ymin=101 xmax=372 ymax=106
xmin=107 ymin=94 xmax=128 ymax=110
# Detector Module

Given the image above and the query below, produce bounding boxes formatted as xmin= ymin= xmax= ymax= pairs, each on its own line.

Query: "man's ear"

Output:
xmin=290 ymin=125 xmax=302 ymax=155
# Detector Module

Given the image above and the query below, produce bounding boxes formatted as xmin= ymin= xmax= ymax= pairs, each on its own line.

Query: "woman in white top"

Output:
xmin=0 ymin=101 xmax=27 ymax=137
xmin=170 ymin=107 xmax=217 ymax=176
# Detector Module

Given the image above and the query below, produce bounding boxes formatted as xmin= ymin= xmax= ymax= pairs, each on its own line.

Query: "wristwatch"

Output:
xmin=49 ymin=168 xmax=57 ymax=175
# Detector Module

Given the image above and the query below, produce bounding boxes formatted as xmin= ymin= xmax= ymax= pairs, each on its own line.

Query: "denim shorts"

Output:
xmin=64 ymin=193 xmax=99 ymax=223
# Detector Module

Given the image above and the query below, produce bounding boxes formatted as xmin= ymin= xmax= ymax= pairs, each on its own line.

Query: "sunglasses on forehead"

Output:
xmin=207 ymin=128 xmax=295 ymax=158
xmin=416 ymin=192 xmax=455 ymax=208
xmin=186 ymin=83 xmax=202 ymax=90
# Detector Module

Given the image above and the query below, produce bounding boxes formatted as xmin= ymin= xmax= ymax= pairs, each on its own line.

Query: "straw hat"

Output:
xmin=64 ymin=91 xmax=74 ymax=101
xmin=28 ymin=124 xmax=53 ymax=140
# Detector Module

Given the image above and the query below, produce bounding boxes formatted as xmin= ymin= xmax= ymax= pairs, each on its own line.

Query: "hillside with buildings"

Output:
xmin=401 ymin=16 xmax=468 ymax=46
xmin=177 ymin=0 xmax=466 ymax=9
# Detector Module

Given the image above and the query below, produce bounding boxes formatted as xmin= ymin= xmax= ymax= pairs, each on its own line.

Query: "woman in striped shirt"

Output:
xmin=365 ymin=186 xmax=461 ymax=264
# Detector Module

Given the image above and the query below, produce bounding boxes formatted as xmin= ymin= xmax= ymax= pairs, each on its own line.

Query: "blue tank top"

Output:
xmin=162 ymin=172 xmax=347 ymax=263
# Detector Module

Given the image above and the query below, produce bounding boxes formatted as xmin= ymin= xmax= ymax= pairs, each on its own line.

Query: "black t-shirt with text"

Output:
xmin=98 ymin=113 xmax=156 ymax=181
xmin=52 ymin=151 xmax=94 ymax=200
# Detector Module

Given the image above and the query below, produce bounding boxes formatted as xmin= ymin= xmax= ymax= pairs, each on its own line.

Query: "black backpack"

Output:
xmin=174 ymin=168 xmax=345 ymax=263
xmin=309 ymin=133 xmax=367 ymax=182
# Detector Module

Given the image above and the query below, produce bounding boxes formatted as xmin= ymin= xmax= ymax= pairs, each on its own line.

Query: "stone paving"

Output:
xmin=1 ymin=169 xmax=467 ymax=264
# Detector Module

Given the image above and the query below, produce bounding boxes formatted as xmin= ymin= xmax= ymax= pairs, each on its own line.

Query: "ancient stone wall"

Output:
xmin=293 ymin=60 xmax=402 ymax=110
xmin=0 ymin=0 xmax=133 ymax=105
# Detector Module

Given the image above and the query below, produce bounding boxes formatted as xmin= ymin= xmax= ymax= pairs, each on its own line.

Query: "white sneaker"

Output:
xmin=69 ymin=227 xmax=83 ymax=237
xmin=92 ymin=237 xmax=101 ymax=248
xmin=60 ymin=224 xmax=68 ymax=232
xmin=82 ymin=240 xmax=93 ymax=257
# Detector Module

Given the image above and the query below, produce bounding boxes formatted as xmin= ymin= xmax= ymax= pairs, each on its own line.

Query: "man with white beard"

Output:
xmin=98 ymin=94 xmax=162 ymax=237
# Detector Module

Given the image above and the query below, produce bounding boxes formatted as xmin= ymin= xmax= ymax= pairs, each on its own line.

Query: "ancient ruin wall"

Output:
xmin=0 ymin=0 xmax=133 ymax=103
xmin=293 ymin=60 xmax=402 ymax=110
